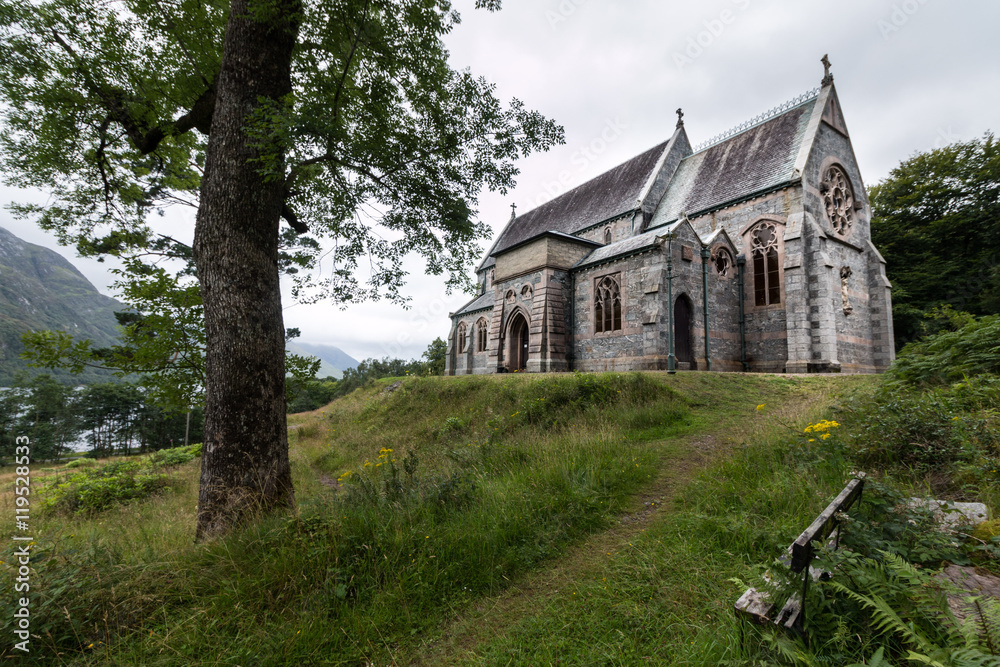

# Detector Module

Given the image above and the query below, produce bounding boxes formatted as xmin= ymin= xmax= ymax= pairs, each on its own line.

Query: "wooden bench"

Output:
xmin=735 ymin=474 xmax=866 ymax=633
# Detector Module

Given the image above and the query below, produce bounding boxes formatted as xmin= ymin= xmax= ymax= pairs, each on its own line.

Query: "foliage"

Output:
xmin=62 ymin=457 xmax=97 ymax=468
xmin=0 ymin=375 xmax=203 ymax=462
xmin=22 ymin=266 xmax=319 ymax=410
xmin=758 ymin=549 xmax=1000 ymax=667
xmin=422 ymin=336 xmax=448 ymax=376
xmin=750 ymin=482 xmax=1000 ymax=666
xmin=870 ymin=133 xmax=1000 ymax=348
xmin=887 ymin=315 xmax=1000 ymax=386
xmin=2 ymin=0 xmax=562 ymax=536
xmin=38 ymin=460 xmax=168 ymax=515
xmin=0 ymin=0 xmax=563 ymax=362
xmin=1 ymin=369 xmax=734 ymax=662
xmin=38 ymin=444 xmax=201 ymax=515
xmin=332 ymin=344 xmax=445 ymax=399
xmin=285 ymin=376 xmax=339 ymax=413
xmin=0 ymin=373 xmax=78 ymax=461
xmin=841 ymin=375 xmax=1000 ymax=481
xmin=145 ymin=442 xmax=202 ymax=467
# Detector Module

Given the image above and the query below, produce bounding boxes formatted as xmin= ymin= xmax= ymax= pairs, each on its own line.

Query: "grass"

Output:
xmin=0 ymin=371 xmax=871 ymax=665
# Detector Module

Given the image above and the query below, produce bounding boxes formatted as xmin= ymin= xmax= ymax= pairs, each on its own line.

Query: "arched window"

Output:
xmin=594 ymin=274 xmax=622 ymax=333
xmin=476 ymin=318 xmax=489 ymax=352
xmin=457 ymin=322 xmax=468 ymax=353
xmin=604 ymin=227 xmax=612 ymax=244
xmin=750 ymin=223 xmax=781 ymax=306
xmin=821 ymin=165 xmax=855 ymax=237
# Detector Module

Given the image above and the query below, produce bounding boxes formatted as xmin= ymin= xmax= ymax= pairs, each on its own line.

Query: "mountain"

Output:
xmin=0 ymin=226 xmax=124 ymax=385
xmin=286 ymin=341 xmax=359 ymax=379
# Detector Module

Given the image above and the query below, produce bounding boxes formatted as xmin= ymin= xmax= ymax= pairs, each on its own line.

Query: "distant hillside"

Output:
xmin=286 ymin=341 xmax=359 ymax=379
xmin=0 ymin=226 xmax=124 ymax=385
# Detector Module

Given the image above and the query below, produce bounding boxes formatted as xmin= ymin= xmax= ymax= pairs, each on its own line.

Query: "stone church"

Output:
xmin=445 ymin=61 xmax=894 ymax=375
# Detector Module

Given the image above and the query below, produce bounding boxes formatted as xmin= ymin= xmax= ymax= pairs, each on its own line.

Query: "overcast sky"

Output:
xmin=2 ymin=0 xmax=998 ymax=362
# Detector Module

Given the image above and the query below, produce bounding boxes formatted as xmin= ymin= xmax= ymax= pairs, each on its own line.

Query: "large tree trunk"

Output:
xmin=192 ymin=0 xmax=301 ymax=540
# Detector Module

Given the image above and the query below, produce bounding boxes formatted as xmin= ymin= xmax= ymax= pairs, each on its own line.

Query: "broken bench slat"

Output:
xmin=735 ymin=475 xmax=866 ymax=632
xmin=790 ymin=476 xmax=865 ymax=572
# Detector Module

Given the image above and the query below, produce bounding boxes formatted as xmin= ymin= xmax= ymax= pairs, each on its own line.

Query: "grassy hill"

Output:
xmin=0 ymin=226 xmax=123 ymax=385
xmin=2 ymin=371 xmax=870 ymax=664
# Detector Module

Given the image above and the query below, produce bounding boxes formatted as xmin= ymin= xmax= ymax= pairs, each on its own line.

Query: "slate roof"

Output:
xmin=650 ymin=97 xmax=817 ymax=227
xmin=574 ymin=229 xmax=665 ymax=270
xmin=453 ymin=290 xmax=495 ymax=317
xmin=489 ymin=139 xmax=671 ymax=256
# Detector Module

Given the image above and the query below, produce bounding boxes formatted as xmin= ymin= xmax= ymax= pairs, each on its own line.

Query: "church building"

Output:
xmin=445 ymin=60 xmax=894 ymax=375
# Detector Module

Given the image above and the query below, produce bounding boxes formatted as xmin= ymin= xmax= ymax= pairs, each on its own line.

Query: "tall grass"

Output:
xmin=1 ymin=372 xmax=697 ymax=664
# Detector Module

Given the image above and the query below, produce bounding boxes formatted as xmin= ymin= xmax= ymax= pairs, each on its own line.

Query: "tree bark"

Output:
xmin=192 ymin=0 xmax=300 ymax=540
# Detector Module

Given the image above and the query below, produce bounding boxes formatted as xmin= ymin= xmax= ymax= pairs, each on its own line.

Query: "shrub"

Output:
xmin=40 ymin=444 xmax=201 ymax=515
xmin=887 ymin=315 xmax=1000 ymax=385
xmin=63 ymin=457 xmax=98 ymax=469
xmin=842 ymin=377 xmax=1000 ymax=477
xmin=39 ymin=459 xmax=170 ymax=515
xmin=146 ymin=443 xmax=202 ymax=467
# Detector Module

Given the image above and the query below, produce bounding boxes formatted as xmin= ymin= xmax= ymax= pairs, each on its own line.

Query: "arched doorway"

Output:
xmin=508 ymin=313 xmax=529 ymax=372
xmin=674 ymin=295 xmax=693 ymax=365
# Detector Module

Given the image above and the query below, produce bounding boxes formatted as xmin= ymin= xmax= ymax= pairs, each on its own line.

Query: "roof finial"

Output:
xmin=821 ymin=54 xmax=833 ymax=87
xmin=676 ymin=108 xmax=684 ymax=129
xmin=509 ymin=203 xmax=517 ymax=221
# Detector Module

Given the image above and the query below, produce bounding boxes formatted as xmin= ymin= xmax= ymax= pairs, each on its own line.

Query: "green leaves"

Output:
xmin=870 ymin=133 xmax=1000 ymax=348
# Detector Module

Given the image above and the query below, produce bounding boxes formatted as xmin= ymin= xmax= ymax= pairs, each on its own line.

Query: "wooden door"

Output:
xmin=509 ymin=313 xmax=529 ymax=371
xmin=674 ymin=296 xmax=693 ymax=364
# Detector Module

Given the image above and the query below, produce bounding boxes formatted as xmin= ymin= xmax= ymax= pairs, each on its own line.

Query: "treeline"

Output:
xmin=871 ymin=132 xmax=999 ymax=349
xmin=286 ymin=338 xmax=446 ymax=413
xmin=0 ymin=374 xmax=203 ymax=463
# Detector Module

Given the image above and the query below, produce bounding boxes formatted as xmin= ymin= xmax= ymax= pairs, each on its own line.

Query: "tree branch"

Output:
xmin=50 ymin=28 xmax=216 ymax=154
xmin=332 ymin=0 xmax=371 ymax=131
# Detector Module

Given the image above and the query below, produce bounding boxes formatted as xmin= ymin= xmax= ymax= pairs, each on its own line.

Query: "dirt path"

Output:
xmin=404 ymin=375 xmax=843 ymax=665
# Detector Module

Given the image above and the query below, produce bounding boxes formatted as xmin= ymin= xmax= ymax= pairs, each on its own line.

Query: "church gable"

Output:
xmin=821 ymin=91 xmax=849 ymax=137
xmin=649 ymin=92 xmax=819 ymax=229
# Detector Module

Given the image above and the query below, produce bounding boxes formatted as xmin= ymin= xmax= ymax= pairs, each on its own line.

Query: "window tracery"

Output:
xmin=594 ymin=274 xmax=622 ymax=333
xmin=822 ymin=165 xmax=855 ymax=236
xmin=476 ymin=318 xmax=489 ymax=352
xmin=750 ymin=223 xmax=781 ymax=306
xmin=457 ymin=322 xmax=468 ymax=353
xmin=713 ymin=247 xmax=733 ymax=277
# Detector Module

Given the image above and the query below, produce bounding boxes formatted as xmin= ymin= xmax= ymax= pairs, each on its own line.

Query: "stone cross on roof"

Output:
xmin=676 ymin=108 xmax=684 ymax=129
xmin=821 ymin=54 xmax=834 ymax=86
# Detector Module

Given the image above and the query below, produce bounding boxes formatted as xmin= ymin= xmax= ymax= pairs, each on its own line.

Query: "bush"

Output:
xmin=39 ymin=460 xmax=168 ymax=515
xmin=842 ymin=376 xmax=1000 ymax=478
xmin=37 ymin=446 xmax=200 ymax=516
xmin=63 ymin=457 xmax=98 ymax=469
xmin=146 ymin=442 xmax=202 ymax=467
xmin=887 ymin=315 xmax=1000 ymax=385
